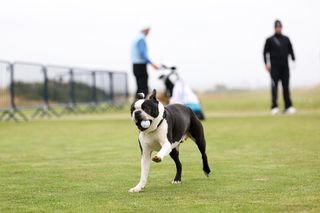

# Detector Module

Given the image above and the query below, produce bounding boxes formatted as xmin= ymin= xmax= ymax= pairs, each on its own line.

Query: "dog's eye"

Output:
xmin=141 ymin=100 xmax=159 ymax=118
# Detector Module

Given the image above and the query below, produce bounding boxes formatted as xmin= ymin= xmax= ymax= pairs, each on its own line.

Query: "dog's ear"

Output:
xmin=149 ymin=89 xmax=158 ymax=103
xmin=136 ymin=93 xmax=145 ymax=100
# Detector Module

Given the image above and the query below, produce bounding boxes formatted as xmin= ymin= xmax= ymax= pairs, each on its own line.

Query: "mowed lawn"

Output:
xmin=0 ymin=89 xmax=319 ymax=212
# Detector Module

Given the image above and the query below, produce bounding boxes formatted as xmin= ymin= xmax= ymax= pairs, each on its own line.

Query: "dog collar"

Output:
xmin=157 ymin=110 xmax=166 ymax=128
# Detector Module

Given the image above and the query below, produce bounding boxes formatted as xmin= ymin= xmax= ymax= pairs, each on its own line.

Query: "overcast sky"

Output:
xmin=0 ymin=0 xmax=319 ymax=91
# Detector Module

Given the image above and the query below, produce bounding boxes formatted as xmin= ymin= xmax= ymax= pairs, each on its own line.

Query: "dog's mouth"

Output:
xmin=135 ymin=119 xmax=152 ymax=131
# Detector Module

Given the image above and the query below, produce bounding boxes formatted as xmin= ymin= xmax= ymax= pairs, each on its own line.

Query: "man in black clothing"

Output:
xmin=263 ymin=20 xmax=296 ymax=115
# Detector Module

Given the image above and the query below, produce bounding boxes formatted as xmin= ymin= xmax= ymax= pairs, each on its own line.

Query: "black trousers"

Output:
xmin=270 ymin=65 xmax=293 ymax=109
xmin=133 ymin=64 xmax=148 ymax=97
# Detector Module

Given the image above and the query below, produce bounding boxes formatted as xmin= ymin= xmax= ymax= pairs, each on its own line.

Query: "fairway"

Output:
xmin=0 ymin=90 xmax=319 ymax=212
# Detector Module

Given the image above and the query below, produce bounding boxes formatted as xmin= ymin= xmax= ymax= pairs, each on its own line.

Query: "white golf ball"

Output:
xmin=141 ymin=120 xmax=151 ymax=128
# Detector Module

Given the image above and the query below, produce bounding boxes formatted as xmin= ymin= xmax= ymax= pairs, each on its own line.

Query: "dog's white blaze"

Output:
xmin=132 ymin=99 xmax=152 ymax=122
xmin=142 ymin=102 xmax=165 ymax=133
xmin=132 ymin=99 xmax=164 ymax=125
xmin=134 ymin=99 xmax=144 ymax=109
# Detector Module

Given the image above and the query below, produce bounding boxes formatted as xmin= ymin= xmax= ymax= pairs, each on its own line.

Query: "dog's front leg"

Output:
xmin=128 ymin=148 xmax=151 ymax=193
xmin=152 ymin=141 xmax=171 ymax=163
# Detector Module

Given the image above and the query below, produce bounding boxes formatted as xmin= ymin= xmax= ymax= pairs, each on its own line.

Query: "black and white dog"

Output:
xmin=129 ymin=89 xmax=211 ymax=192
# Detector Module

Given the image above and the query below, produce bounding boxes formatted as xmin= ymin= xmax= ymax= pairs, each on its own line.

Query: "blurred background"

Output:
xmin=1 ymin=1 xmax=320 ymax=211
xmin=0 ymin=0 xmax=319 ymax=93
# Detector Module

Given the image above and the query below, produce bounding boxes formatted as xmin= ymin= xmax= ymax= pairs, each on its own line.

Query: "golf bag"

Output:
xmin=158 ymin=65 xmax=205 ymax=120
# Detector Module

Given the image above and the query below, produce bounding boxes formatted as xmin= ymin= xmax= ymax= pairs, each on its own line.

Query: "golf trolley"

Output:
xmin=158 ymin=64 xmax=205 ymax=120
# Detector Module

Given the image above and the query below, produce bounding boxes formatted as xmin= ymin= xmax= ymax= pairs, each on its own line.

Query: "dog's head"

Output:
xmin=130 ymin=89 xmax=165 ymax=132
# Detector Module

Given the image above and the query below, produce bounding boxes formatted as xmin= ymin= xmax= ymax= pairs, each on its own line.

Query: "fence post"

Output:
xmin=0 ymin=63 xmax=28 ymax=122
xmin=85 ymin=71 xmax=98 ymax=113
xmin=70 ymin=69 xmax=76 ymax=107
xmin=109 ymin=72 xmax=114 ymax=103
xmin=43 ymin=67 xmax=49 ymax=106
xmin=9 ymin=63 xmax=16 ymax=109
xmin=32 ymin=66 xmax=59 ymax=118
xmin=92 ymin=71 xmax=97 ymax=105
xmin=60 ymin=68 xmax=79 ymax=115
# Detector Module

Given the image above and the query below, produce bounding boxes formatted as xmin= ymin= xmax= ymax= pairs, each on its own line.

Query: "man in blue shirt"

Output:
xmin=131 ymin=27 xmax=158 ymax=97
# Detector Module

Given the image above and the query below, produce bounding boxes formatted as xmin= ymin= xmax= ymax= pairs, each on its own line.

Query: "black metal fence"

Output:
xmin=0 ymin=60 xmax=129 ymax=121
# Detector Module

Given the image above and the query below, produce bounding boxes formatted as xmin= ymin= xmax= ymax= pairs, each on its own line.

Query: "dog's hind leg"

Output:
xmin=189 ymin=118 xmax=211 ymax=176
xmin=169 ymin=148 xmax=182 ymax=183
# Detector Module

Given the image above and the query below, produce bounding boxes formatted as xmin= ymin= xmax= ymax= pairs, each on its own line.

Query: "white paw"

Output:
xmin=204 ymin=171 xmax=210 ymax=177
xmin=128 ymin=186 xmax=144 ymax=193
xmin=171 ymin=180 xmax=181 ymax=184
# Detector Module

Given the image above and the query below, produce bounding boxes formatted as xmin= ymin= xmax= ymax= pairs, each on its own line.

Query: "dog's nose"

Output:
xmin=134 ymin=111 xmax=142 ymax=117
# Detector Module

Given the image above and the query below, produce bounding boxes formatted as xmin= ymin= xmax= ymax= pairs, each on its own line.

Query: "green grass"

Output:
xmin=201 ymin=86 xmax=320 ymax=112
xmin=0 ymin=89 xmax=319 ymax=212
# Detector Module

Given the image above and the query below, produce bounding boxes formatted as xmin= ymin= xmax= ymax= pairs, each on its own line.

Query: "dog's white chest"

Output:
xmin=146 ymin=138 xmax=162 ymax=151
xmin=140 ymin=131 xmax=163 ymax=151
xmin=139 ymin=121 xmax=168 ymax=151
